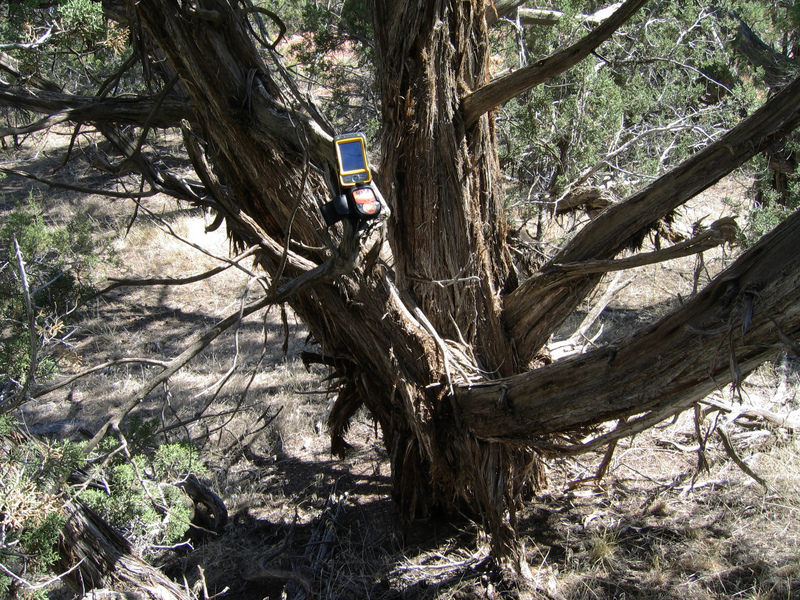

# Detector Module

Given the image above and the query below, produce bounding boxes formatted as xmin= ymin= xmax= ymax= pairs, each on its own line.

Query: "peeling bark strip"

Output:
xmin=504 ymin=73 xmax=800 ymax=364
xmin=461 ymin=207 xmax=800 ymax=446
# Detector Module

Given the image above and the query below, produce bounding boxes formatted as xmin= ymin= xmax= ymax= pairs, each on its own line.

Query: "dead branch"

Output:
xmin=547 ymin=217 xmax=737 ymax=278
xmin=549 ymin=272 xmax=634 ymax=359
xmin=177 ymin=474 xmax=229 ymax=536
xmin=32 ymin=358 xmax=170 ymax=399
xmin=83 ymin=245 xmax=360 ymax=454
xmin=284 ymin=484 xmax=348 ymax=600
xmin=716 ymin=426 xmax=770 ymax=490
xmin=463 ymin=0 xmax=647 ymax=125
xmin=0 ymin=28 xmax=53 ymax=51
xmin=701 ymin=397 xmax=800 ymax=431
xmin=1 ymin=238 xmax=39 ymax=415
xmin=57 ymin=501 xmax=193 ymax=600
xmin=92 ymin=245 xmax=260 ymax=298
xmin=0 ymin=167 xmax=159 ymax=200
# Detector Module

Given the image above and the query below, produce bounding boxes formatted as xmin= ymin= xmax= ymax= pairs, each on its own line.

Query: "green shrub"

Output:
xmin=0 ymin=416 xmax=209 ymax=595
xmin=81 ymin=434 xmax=207 ymax=554
xmin=0 ymin=194 xmax=100 ymax=391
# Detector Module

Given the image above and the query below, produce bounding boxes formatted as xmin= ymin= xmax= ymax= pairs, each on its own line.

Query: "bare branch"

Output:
xmin=546 ymin=217 xmax=737 ymax=279
xmin=0 ymin=28 xmax=53 ymax=51
xmin=32 ymin=358 xmax=171 ymax=398
xmin=463 ymin=0 xmax=647 ymax=126
xmin=717 ymin=426 xmax=770 ymax=490
xmin=1 ymin=239 xmax=39 ymax=414
xmin=0 ymin=167 xmax=160 ymax=199
xmin=93 ymin=245 xmax=260 ymax=297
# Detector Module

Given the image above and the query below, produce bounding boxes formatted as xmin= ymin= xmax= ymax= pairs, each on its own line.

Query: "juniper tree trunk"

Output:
xmin=128 ymin=0 xmax=544 ymax=553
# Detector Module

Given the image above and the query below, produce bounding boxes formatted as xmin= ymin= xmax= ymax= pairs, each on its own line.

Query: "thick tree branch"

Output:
xmin=460 ymin=207 xmax=800 ymax=447
xmin=0 ymin=84 xmax=190 ymax=134
xmin=504 ymin=73 xmax=800 ymax=363
xmin=463 ymin=0 xmax=647 ymax=126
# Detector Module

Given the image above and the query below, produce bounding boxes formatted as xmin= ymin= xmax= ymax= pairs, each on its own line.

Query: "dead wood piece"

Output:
xmin=284 ymin=486 xmax=347 ymax=600
xmin=702 ymin=398 xmax=800 ymax=431
xmin=58 ymin=501 xmax=192 ymax=600
xmin=177 ymin=474 xmax=229 ymax=536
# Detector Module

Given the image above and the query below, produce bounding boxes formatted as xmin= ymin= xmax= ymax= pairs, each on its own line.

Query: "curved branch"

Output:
xmin=91 ymin=245 xmax=260 ymax=298
xmin=0 ymin=167 xmax=159 ymax=199
xmin=460 ymin=207 xmax=800 ymax=447
xmin=32 ymin=358 xmax=171 ymax=398
xmin=462 ymin=0 xmax=647 ymax=126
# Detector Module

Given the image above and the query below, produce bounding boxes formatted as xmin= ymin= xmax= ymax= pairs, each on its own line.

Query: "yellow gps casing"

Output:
xmin=334 ymin=133 xmax=372 ymax=187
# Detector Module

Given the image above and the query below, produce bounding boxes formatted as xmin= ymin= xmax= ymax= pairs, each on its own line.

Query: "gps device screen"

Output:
xmin=339 ymin=141 xmax=366 ymax=172
xmin=334 ymin=134 xmax=372 ymax=186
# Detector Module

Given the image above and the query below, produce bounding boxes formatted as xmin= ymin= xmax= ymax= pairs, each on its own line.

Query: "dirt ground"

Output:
xmin=3 ymin=130 xmax=800 ymax=599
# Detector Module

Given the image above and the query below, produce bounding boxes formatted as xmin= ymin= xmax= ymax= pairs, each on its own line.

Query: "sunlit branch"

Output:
xmin=463 ymin=0 xmax=647 ymax=126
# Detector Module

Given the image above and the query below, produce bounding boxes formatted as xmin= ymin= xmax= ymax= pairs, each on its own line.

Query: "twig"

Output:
xmin=32 ymin=358 xmax=170 ymax=399
xmin=0 ymin=28 xmax=52 ymax=51
xmin=8 ymin=238 xmax=38 ymax=412
xmin=0 ymin=556 xmax=85 ymax=591
xmin=91 ymin=245 xmax=260 ymax=298
xmin=132 ymin=203 xmax=265 ymax=283
xmin=701 ymin=397 xmax=800 ymax=431
xmin=716 ymin=426 xmax=770 ymax=490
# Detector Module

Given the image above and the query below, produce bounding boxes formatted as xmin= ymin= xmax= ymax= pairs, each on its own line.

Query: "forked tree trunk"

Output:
xmin=130 ymin=0 xmax=545 ymax=553
xmin=59 ymin=0 xmax=800 ymax=557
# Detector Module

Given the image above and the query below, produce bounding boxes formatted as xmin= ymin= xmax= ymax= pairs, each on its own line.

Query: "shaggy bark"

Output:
xmin=56 ymin=502 xmax=192 ymax=600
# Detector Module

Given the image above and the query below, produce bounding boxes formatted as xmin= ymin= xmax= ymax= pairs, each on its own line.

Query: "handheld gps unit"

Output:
xmin=334 ymin=133 xmax=372 ymax=187
xmin=321 ymin=132 xmax=382 ymax=226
